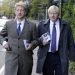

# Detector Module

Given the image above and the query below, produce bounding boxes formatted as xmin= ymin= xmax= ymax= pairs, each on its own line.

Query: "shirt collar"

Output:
xmin=50 ymin=19 xmax=59 ymax=25
xmin=17 ymin=19 xmax=25 ymax=25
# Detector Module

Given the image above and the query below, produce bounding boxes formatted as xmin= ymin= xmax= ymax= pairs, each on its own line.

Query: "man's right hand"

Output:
xmin=42 ymin=37 xmax=49 ymax=45
xmin=41 ymin=33 xmax=50 ymax=45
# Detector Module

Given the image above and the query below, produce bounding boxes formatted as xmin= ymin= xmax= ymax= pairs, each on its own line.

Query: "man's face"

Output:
xmin=15 ymin=5 xmax=26 ymax=20
xmin=48 ymin=10 xmax=59 ymax=22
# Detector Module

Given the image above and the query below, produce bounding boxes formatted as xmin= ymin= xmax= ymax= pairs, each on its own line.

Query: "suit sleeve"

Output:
xmin=31 ymin=23 xmax=38 ymax=49
xmin=0 ymin=22 xmax=8 ymax=43
xmin=30 ymin=22 xmax=44 ymax=49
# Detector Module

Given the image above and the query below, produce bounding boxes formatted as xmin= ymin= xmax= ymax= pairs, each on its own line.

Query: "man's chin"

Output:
xmin=18 ymin=16 xmax=24 ymax=19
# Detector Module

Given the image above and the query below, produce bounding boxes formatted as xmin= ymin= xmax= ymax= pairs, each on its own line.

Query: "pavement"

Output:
xmin=32 ymin=47 xmax=42 ymax=75
xmin=0 ymin=45 xmax=5 ymax=75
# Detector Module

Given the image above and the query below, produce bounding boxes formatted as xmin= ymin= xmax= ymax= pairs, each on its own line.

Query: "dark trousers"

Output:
xmin=43 ymin=51 xmax=62 ymax=75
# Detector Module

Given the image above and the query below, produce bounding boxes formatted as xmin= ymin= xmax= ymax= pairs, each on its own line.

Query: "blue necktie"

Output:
xmin=51 ymin=22 xmax=56 ymax=53
xmin=17 ymin=23 xmax=21 ymax=35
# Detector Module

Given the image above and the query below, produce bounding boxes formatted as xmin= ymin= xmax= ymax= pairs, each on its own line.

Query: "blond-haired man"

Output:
xmin=36 ymin=5 xmax=75 ymax=75
xmin=0 ymin=1 xmax=37 ymax=75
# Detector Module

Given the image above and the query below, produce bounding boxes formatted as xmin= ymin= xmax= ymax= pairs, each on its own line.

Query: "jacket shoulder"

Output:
xmin=61 ymin=19 xmax=70 ymax=25
xmin=5 ymin=19 xmax=15 ymax=24
xmin=38 ymin=20 xmax=46 ymax=28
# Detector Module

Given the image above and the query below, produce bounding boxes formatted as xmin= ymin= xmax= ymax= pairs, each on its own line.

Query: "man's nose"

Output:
xmin=18 ymin=10 xmax=21 ymax=13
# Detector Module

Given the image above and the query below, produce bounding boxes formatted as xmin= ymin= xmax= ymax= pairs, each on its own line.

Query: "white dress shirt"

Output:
xmin=48 ymin=19 xmax=60 ymax=52
xmin=17 ymin=19 xmax=25 ymax=32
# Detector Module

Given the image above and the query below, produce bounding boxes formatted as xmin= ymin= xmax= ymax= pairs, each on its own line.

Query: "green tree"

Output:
xmin=29 ymin=0 xmax=49 ymax=20
xmin=62 ymin=0 xmax=75 ymax=37
xmin=1 ymin=0 xmax=16 ymax=18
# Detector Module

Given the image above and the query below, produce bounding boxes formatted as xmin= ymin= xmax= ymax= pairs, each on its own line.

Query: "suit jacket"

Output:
xmin=0 ymin=19 xmax=37 ymax=54
xmin=36 ymin=19 xmax=75 ymax=75
xmin=0 ymin=18 xmax=37 ymax=75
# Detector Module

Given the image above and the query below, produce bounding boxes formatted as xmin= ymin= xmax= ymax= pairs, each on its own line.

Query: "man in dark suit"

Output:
xmin=36 ymin=5 xmax=75 ymax=75
xmin=0 ymin=1 xmax=37 ymax=75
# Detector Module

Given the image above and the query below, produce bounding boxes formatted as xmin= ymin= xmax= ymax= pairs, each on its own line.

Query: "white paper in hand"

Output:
xmin=41 ymin=32 xmax=50 ymax=45
xmin=42 ymin=32 xmax=50 ymax=42
xmin=23 ymin=40 xmax=29 ymax=49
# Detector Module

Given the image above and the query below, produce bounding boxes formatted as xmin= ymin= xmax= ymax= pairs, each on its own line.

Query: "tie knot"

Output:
xmin=19 ymin=23 xmax=21 ymax=26
xmin=53 ymin=22 xmax=56 ymax=26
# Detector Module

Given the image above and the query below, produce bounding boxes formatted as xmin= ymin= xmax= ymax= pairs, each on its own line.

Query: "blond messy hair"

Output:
xmin=48 ymin=5 xmax=59 ymax=14
xmin=15 ymin=1 xmax=27 ymax=9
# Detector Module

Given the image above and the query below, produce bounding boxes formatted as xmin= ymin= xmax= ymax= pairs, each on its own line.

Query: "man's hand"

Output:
xmin=42 ymin=37 xmax=49 ymax=45
xmin=40 ymin=32 xmax=50 ymax=46
xmin=23 ymin=40 xmax=32 ymax=50
xmin=25 ymin=43 xmax=32 ymax=50
xmin=2 ymin=41 xmax=9 ymax=50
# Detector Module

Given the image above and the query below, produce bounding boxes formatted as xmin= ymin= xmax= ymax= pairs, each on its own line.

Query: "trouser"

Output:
xmin=17 ymin=54 xmax=33 ymax=75
xmin=5 ymin=52 xmax=33 ymax=75
xmin=43 ymin=51 xmax=62 ymax=75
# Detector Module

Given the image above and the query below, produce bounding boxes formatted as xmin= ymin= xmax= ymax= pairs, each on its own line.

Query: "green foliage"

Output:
xmin=0 ymin=0 xmax=16 ymax=18
xmin=69 ymin=61 xmax=75 ymax=71
xmin=0 ymin=0 xmax=50 ymax=19
xmin=29 ymin=0 xmax=49 ymax=20
xmin=62 ymin=0 xmax=75 ymax=39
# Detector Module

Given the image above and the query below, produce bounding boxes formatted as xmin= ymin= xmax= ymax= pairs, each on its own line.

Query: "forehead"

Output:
xmin=48 ymin=10 xmax=58 ymax=14
xmin=16 ymin=5 xmax=25 ymax=10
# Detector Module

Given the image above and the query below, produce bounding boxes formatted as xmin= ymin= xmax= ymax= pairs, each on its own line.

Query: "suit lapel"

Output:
xmin=44 ymin=19 xmax=50 ymax=33
xmin=11 ymin=20 xmax=18 ymax=36
xmin=44 ymin=19 xmax=64 ymax=36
